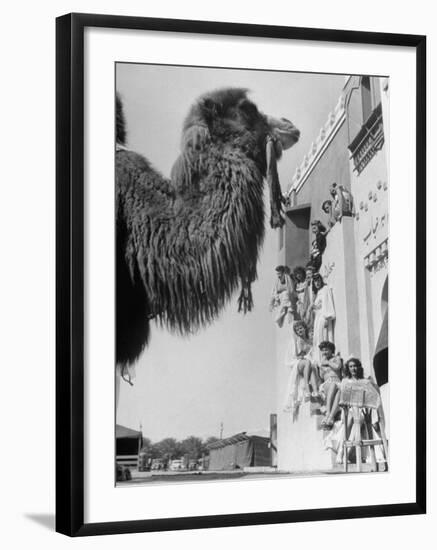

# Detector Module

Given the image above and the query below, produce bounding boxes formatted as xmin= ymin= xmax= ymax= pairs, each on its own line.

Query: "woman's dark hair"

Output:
xmin=321 ymin=199 xmax=332 ymax=213
xmin=312 ymin=273 xmax=325 ymax=294
xmin=319 ymin=340 xmax=335 ymax=353
xmin=330 ymin=182 xmax=338 ymax=196
xmin=311 ymin=220 xmax=327 ymax=233
xmin=293 ymin=266 xmax=306 ymax=282
xmin=343 ymin=358 xmax=364 ymax=379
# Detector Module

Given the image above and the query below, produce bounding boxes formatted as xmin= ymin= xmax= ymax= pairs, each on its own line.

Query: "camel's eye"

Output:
xmin=238 ymin=99 xmax=258 ymax=119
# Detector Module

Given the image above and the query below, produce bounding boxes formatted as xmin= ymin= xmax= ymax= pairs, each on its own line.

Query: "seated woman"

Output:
xmin=343 ymin=357 xmax=364 ymax=381
xmin=283 ymin=321 xmax=320 ymax=413
xmin=292 ymin=266 xmax=310 ymax=322
xmin=329 ymin=182 xmax=355 ymax=221
xmin=311 ymin=273 xmax=335 ymax=354
xmin=269 ymin=265 xmax=295 ymax=328
xmin=317 ymin=341 xmax=343 ymax=429
xmin=339 ymin=358 xmax=384 ymax=441
xmin=309 ymin=220 xmax=327 ymax=272
xmin=321 ymin=199 xmax=337 ymax=230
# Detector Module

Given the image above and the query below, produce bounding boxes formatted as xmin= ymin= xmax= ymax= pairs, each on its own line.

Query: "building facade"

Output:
xmin=276 ymin=76 xmax=389 ymax=471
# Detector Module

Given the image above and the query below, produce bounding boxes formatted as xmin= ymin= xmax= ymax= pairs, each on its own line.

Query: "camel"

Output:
xmin=116 ymin=88 xmax=300 ymax=367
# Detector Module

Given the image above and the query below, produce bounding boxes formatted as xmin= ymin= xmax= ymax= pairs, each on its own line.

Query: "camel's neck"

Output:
xmin=154 ymin=145 xmax=267 ymax=332
xmin=171 ymin=146 xmax=266 ymax=253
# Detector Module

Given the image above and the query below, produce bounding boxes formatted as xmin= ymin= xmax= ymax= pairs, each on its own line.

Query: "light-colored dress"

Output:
xmin=283 ymin=334 xmax=313 ymax=412
xmin=270 ymin=274 xmax=295 ymax=328
xmin=318 ymin=355 xmax=342 ymax=397
xmin=295 ymin=282 xmax=309 ymax=320
xmin=312 ymin=285 xmax=335 ymax=360
xmin=295 ymin=281 xmax=314 ymax=334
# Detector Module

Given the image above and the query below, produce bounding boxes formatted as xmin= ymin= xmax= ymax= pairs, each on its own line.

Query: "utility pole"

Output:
xmin=219 ymin=422 xmax=223 ymax=440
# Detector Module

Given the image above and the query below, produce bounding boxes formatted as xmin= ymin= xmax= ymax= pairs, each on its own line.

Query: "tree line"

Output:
xmin=140 ymin=435 xmax=219 ymax=461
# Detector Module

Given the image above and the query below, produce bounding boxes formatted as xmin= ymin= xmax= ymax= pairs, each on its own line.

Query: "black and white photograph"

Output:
xmin=0 ymin=0 xmax=430 ymax=545
xmin=115 ymin=63 xmax=390 ymax=485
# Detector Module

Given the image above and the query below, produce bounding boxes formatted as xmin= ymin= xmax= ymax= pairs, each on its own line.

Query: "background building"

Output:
xmin=276 ymin=76 xmax=389 ymax=472
xmin=206 ymin=431 xmax=271 ymax=471
xmin=116 ymin=424 xmax=143 ymax=469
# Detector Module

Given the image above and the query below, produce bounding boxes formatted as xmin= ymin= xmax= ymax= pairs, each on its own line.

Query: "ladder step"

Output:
xmin=344 ymin=439 xmax=383 ymax=448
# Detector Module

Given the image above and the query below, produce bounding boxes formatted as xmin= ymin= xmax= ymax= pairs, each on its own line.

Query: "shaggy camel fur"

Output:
xmin=116 ymin=88 xmax=300 ymax=366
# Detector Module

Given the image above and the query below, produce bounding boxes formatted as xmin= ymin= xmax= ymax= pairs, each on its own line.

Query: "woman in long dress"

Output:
xmin=292 ymin=266 xmax=308 ymax=319
xmin=309 ymin=221 xmax=327 ymax=272
xmin=283 ymin=320 xmax=319 ymax=413
xmin=310 ymin=273 xmax=335 ymax=358
xmin=269 ymin=265 xmax=295 ymax=328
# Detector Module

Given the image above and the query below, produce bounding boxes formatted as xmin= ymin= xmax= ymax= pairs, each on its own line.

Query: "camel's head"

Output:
xmin=182 ymin=88 xmax=300 ymax=170
xmin=265 ymin=114 xmax=301 ymax=157
xmin=180 ymin=88 xmax=300 ymax=228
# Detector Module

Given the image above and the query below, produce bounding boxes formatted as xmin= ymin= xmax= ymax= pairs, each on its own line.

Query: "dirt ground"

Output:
xmin=116 ymin=467 xmax=353 ymax=486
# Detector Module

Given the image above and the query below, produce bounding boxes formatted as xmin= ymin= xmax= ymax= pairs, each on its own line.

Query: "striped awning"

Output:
xmin=374 ymin=310 xmax=388 ymax=357
xmin=373 ymin=310 xmax=388 ymax=386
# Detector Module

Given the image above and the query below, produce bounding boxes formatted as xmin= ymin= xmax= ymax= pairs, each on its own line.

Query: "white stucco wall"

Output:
xmin=275 ymin=315 xmax=333 ymax=472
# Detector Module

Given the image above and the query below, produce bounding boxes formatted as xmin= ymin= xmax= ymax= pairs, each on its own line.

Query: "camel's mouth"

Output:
xmin=267 ymin=116 xmax=300 ymax=151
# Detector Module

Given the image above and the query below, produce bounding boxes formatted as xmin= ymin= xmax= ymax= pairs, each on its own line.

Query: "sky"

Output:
xmin=116 ymin=63 xmax=346 ymax=442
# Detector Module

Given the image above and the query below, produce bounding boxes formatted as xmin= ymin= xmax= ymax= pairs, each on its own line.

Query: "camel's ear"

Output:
xmin=200 ymin=96 xmax=222 ymax=125
xmin=202 ymin=97 xmax=217 ymax=114
xmin=181 ymin=124 xmax=211 ymax=154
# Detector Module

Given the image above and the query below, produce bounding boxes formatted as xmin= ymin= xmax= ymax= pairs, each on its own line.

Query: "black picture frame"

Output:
xmin=56 ymin=12 xmax=426 ymax=537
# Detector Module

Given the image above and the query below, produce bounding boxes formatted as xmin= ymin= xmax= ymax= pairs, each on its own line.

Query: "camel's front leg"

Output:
xmin=237 ymin=261 xmax=257 ymax=314
xmin=237 ymin=275 xmax=254 ymax=313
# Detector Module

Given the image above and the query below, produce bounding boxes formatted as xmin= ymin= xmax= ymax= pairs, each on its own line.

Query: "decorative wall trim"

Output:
xmin=286 ymin=93 xmax=346 ymax=196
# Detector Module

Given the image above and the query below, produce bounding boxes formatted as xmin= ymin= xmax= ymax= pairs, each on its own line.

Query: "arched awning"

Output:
xmin=373 ymin=310 xmax=388 ymax=386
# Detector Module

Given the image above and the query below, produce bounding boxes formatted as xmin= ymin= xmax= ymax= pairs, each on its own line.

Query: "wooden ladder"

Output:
xmin=342 ymin=406 xmax=389 ymax=473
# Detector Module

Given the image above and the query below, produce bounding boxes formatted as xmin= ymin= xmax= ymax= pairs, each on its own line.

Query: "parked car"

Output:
xmin=169 ymin=459 xmax=184 ymax=471
xmin=151 ymin=458 xmax=165 ymax=471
